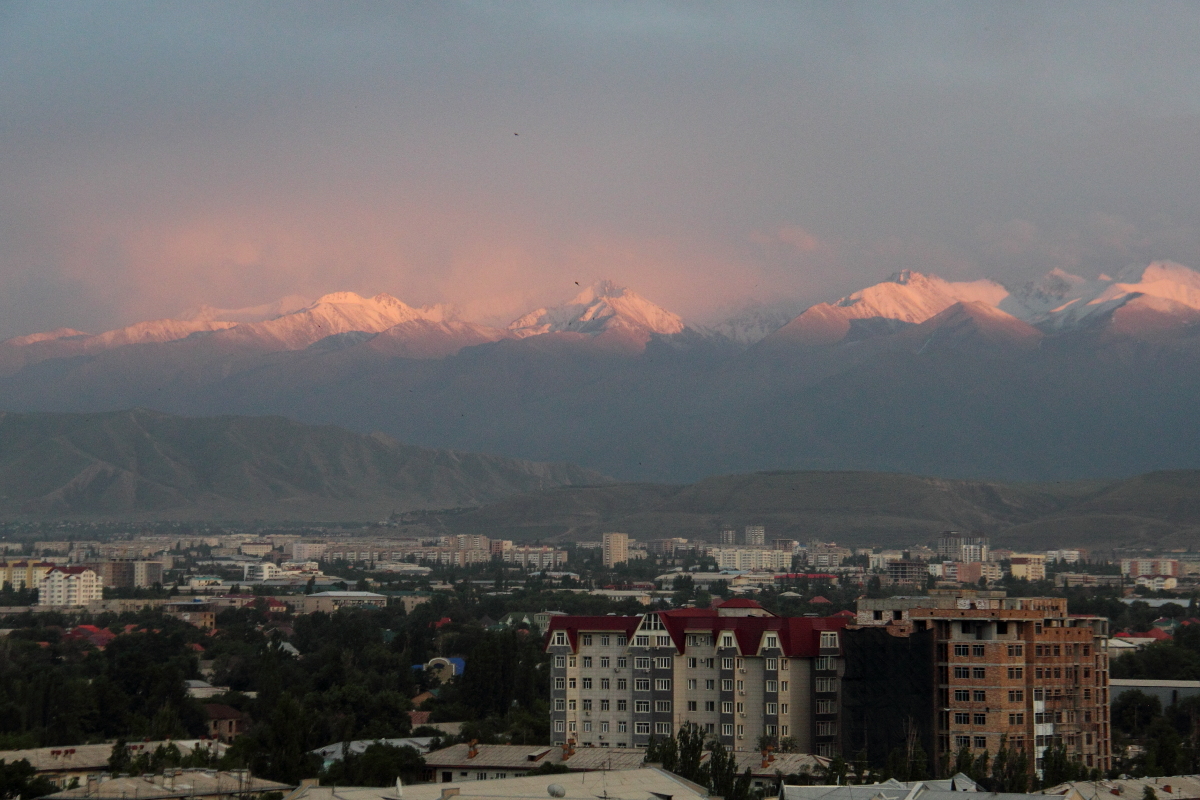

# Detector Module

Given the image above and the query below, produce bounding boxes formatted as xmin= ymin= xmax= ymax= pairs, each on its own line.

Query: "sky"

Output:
xmin=3 ymin=2 xmax=1200 ymax=338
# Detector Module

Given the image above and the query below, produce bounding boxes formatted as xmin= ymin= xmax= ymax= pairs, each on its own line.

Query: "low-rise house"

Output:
xmin=423 ymin=743 xmax=644 ymax=783
xmin=300 ymin=591 xmax=387 ymax=614
xmin=310 ymin=738 xmax=436 ymax=770
xmin=205 ymin=704 xmax=249 ymax=742
xmin=0 ymin=741 xmax=225 ymax=788
xmin=44 ymin=769 xmax=287 ymax=800
xmin=164 ymin=600 xmax=218 ymax=629
xmin=1043 ymin=775 xmax=1200 ymax=800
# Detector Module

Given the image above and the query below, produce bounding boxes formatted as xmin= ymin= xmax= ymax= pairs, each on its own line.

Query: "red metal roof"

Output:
xmin=717 ymin=598 xmax=765 ymax=609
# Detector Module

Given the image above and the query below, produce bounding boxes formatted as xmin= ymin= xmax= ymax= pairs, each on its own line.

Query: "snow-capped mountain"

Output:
xmin=508 ymin=280 xmax=685 ymax=339
xmin=698 ymin=299 xmax=809 ymax=345
xmin=184 ymin=294 xmax=312 ymax=324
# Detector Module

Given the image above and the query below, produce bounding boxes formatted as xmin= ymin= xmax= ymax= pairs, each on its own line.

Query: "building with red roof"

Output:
xmin=38 ymin=566 xmax=102 ymax=607
xmin=545 ymin=603 xmax=850 ymax=756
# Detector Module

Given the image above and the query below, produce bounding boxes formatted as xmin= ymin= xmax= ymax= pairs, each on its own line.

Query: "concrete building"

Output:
xmin=887 ymin=560 xmax=929 ymax=585
xmin=0 ymin=741 xmax=226 ymax=788
xmin=0 ymin=560 xmax=54 ymax=591
xmin=853 ymin=591 xmax=1111 ymax=777
xmin=300 ymin=591 xmax=387 ymax=614
xmin=38 ymin=566 xmax=103 ymax=607
xmin=501 ymin=544 xmax=568 ymax=569
xmin=936 ymin=534 xmax=990 ymax=564
xmin=546 ymin=598 xmax=851 ymax=755
xmin=1009 ymin=554 xmax=1046 ymax=581
xmin=1121 ymin=559 xmax=1179 ymax=578
xmin=957 ymin=561 xmax=1003 ymax=585
xmin=1055 ymin=573 xmax=1123 ymax=589
xmin=44 ymin=770 xmax=288 ymax=800
xmin=86 ymin=558 xmax=164 ymax=589
xmin=602 ymin=533 xmax=629 ymax=567
xmin=744 ymin=526 xmax=766 ymax=546
xmin=1110 ymin=678 xmax=1200 ymax=709
xmin=705 ymin=547 xmax=792 ymax=571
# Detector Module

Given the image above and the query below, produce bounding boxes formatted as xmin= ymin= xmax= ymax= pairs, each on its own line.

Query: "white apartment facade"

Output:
xmin=38 ymin=567 xmax=103 ymax=607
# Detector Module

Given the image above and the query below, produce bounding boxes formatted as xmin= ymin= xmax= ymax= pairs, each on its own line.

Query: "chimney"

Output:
xmin=441 ymin=790 xmax=460 ymax=800
xmin=467 ymin=739 xmax=479 ymax=759
xmin=761 ymin=749 xmax=769 ymax=769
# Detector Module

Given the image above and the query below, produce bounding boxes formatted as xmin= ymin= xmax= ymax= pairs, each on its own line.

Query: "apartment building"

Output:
xmin=705 ymin=547 xmax=792 ymax=571
xmin=498 ymin=544 xmax=569 ymax=569
xmin=744 ymin=526 xmax=766 ymax=546
xmin=936 ymin=534 xmax=990 ymax=564
xmin=853 ymin=592 xmax=1111 ymax=778
xmin=1120 ymin=558 xmax=1179 ymax=577
xmin=38 ymin=567 xmax=103 ymax=607
xmin=84 ymin=558 xmax=164 ymax=589
xmin=0 ymin=560 xmax=55 ymax=591
xmin=602 ymin=533 xmax=629 ymax=567
xmin=1010 ymin=555 xmax=1047 ymax=581
xmin=546 ymin=599 xmax=850 ymax=756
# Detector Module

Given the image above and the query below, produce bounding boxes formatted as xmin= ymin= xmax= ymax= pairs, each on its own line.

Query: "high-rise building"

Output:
xmin=936 ymin=533 xmax=990 ymax=563
xmin=602 ymin=533 xmax=629 ymax=567
xmin=546 ymin=599 xmax=850 ymax=755
xmin=719 ymin=529 xmax=738 ymax=545
xmin=850 ymin=590 xmax=1111 ymax=779
xmin=743 ymin=526 xmax=766 ymax=546
xmin=38 ymin=566 xmax=103 ymax=607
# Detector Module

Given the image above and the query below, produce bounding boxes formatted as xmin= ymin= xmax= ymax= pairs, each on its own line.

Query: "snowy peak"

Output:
xmin=830 ymin=270 xmax=1010 ymax=322
xmin=184 ymin=295 xmax=311 ymax=324
xmin=507 ymin=281 xmax=685 ymax=339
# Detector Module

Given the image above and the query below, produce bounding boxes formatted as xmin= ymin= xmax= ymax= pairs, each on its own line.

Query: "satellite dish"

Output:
xmin=548 ymin=785 xmax=567 ymax=798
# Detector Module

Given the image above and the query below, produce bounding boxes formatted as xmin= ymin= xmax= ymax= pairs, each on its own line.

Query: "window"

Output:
xmin=816 ymin=721 xmax=836 ymax=736
xmin=635 ymin=679 xmax=650 ymax=691
xmin=655 ymin=701 xmax=671 ymax=712
xmin=569 ymin=721 xmax=576 ymax=732
xmin=820 ymin=632 xmax=839 ymax=649
xmin=780 ymin=680 xmax=789 ymax=692
xmin=555 ymin=699 xmax=564 ymax=710
xmin=635 ymin=636 xmax=650 ymax=646
xmin=687 ymin=679 xmax=697 ymax=690
xmin=643 ymin=615 xmax=665 ymax=631
xmin=972 ymin=645 xmax=985 ymax=657
xmin=657 ymin=635 xmax=672 ymax=647
xmin=1008 ymin=713 xmax=1024 ymax=725
xmin=582 ymin=699 xmax=592 ymax=711
xmin=1033 ymin=689 xmax=1043 ymax=701
xmin=722 ymin=657 xmax=734 ymax=669
xmin=721 ymin=634 xmax=735 ymax=648
xmin=655 ymin=657 xmax=671 ymax=669
xmin=583 ymin=656 xmax=593 ymax=667
xmin=635 ymin=658 xmax=651 ymax=669
xmin=736 ymin=680 xmax=744 ymax=691
xmin=1053 ymin=645 xmax=1061 ymax=656
xmin=816 ymin=699 xmax=836 ymax=714
xmin=766 ymin=703 xmax=778 ymax=715
xmin=954 ymin=644 xmax=970 ymax=657
xmin=1007 ymin=667 xmax=1023 ymax=679
xmin=815 ymin=656 xmax=835 ymax=671
xmin=617 ymin=657 xmax=628 ymax=668
xmin=736 ymin=702 xmax=744 ymax=713
xmin=973 ymin=690 xmax=986 ymax=702
xmin=954 ymin=666 xmax=970 ymax=679
xmin=687 ymin=701 xmax=698 ymax=711
xmin=600 ymin=657 xmax=610 ymax=668
xmin=635 ymin=701 xmax=650 ymax=713
xmin=582 ymin=678 xmax=592 ymax=689
xmin=569 ymin=700 xmax=576 ymax=710
xmin=766 ymin=680 xmax=778 ymax=693
xmin=1008 ymin=690 xmax=1024 ymax=702
xmin=582 ymin=721 xmax=592 ymax=732
xmin=973 ymin=713 xmax=986 ymax=725
xmin=655 ymin=722 xmax=671 ymax=735
xmin=781 ymin=724 xmax=790 ymax=736
xmin=765 ymin=635 xmax=779 ymax=649
xmin=781 ymin=660 xmax=789 ymax=670
xmin=687 ymin=658 xmax=697 ymax=669
xmin=601 ymin=721 xmax=610 ymax=732
xmin=656 ymin=679 xmax=672 ymax=691
xmin=597 ymin=700 xmax=609 ymax=712
xmin=581 ymin=634 xmax=592 ymax=646
xmin=617 ymin=636 xmax=628 ymax=646
xmin=1007 ymin=644 xmax=1023 ymax=657
xmin=954 ymin=712 xmax=970 ymax=725
xmin=635 ymin=723 xmax=650 ymax=734
xmin=555 ymin=678 xmax=566 ymax=690
xmin=555 ymin=655 xmax=565 ymax=668
xmin=617 ymin=679 xmax=627 ymax=690
xmin=705 ymin=700 xmax=716 ymax=712
xmin=722 ymin=679 xmax=733 ymax=691
xmin=737 ymin=724 xmax=744 ymax=736
xmin=722 ymin=724 xmax=733 ymax=736
xmin=815 ymin=677 xmax=836 ymax=693
xmin=601 ymin=678 xmax=610 ymax=690
xmin=617 ymin=700 xmax=627 ymax=711
xmin=568 ymin=678 xmax=577 ymax=689
xmin=618 ymin=720 xmax=627 ymax=732
xmin=974 ymin=736 xmax=987 ymax=749
xmin=765 ymin=657 xmax=779 ymax=670
xmin=705 ymin=679 xmax=715 ymax=690
xmin=954 ymin=689 xmax=970 ymax=702
xmin=722 ymin=701 xmax=733 ymax=713
xmin=955 ymin=735 xmax=970 ymax=748
xmin=736 ymin=658 xmax=743 ymax=668
xmin=554 ymin=631 xmax=567 ymax=646
xmin=972 ymin=667 xmax=986 ymax=679
xmin=601 ymin=635 xmax=610 ymax=646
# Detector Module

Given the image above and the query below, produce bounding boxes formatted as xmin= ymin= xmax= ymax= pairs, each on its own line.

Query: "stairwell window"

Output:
xmin=820 ymin=632 xmax=839 ymax=649
xmin=764 ymin=635 xmax=779 ymax=649
xmin=655 ymin=679 xmax=672 ymax=691
xmin=555 ymin=656 xmax=565 ymax=668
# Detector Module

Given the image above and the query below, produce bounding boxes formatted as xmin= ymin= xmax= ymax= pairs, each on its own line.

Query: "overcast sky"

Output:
xmin=3 ymin=2 xmax=1200 ymax=337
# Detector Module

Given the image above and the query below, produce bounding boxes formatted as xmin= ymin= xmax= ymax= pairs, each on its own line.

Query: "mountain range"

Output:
xmin=0 ymin=409 xmax=606 ymax=519
xmin=4 ymin=262 xmax=1200 ymax=482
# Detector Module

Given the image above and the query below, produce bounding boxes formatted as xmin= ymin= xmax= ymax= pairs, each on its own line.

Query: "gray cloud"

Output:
xmin=2 ymin=2 xmax=1200 ymax=336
